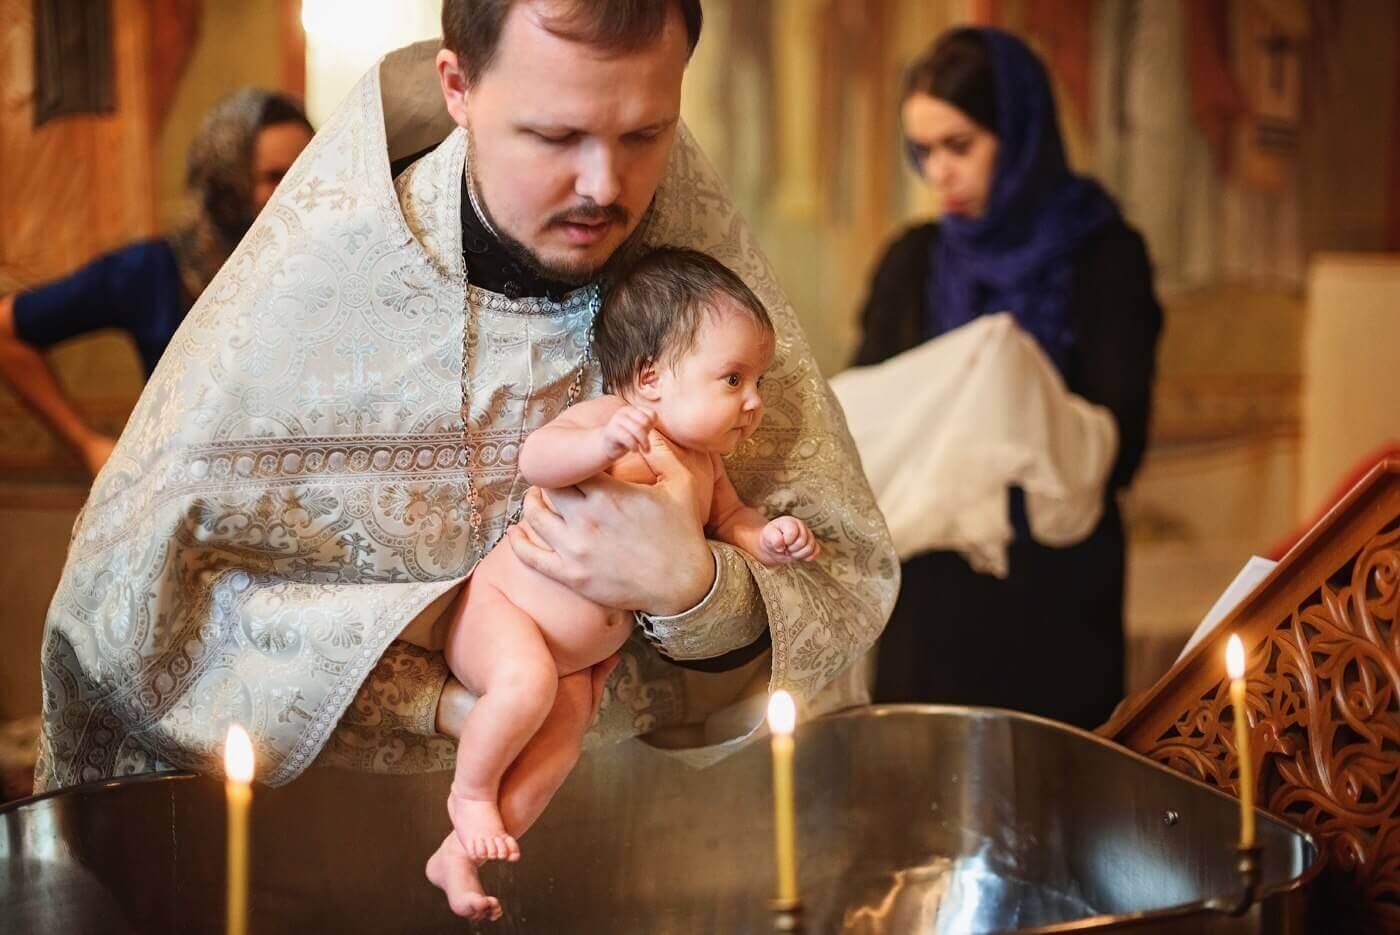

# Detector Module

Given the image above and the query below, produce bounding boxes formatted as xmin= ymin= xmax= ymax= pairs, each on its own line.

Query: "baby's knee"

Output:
xmin=496 ymin=661 xmax=558 ymax=714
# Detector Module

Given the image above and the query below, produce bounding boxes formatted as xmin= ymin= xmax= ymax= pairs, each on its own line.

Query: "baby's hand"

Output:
xmin=601 ymin=405 xmax=655 ymax=460
xmin=760 ymin=516 xmax=820 ymax=564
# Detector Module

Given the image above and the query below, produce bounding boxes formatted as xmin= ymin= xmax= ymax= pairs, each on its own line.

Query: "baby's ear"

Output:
xmin=634 ymin=359 xmax=663 ymax=402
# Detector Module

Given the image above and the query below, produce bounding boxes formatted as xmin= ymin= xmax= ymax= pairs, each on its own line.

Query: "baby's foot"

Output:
xmin=448 ymin=790 xmax=521 ymax=863
xmin=425 ymin=833 xmax=502 ymax=921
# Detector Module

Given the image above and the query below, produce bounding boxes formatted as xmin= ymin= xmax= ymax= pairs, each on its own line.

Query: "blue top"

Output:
xmin=12 ymin=239 xmax=188 ymax=377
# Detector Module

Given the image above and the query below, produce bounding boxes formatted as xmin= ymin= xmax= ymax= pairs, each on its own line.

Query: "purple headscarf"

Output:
xmin=928 ymin=28 xmax=1119 ymax=373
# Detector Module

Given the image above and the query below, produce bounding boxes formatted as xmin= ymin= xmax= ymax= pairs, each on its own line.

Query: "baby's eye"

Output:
xmin=757 ymin=376 xmax=766 ymax=389
xmin=726 ymin=374 xmax=741 ymax=387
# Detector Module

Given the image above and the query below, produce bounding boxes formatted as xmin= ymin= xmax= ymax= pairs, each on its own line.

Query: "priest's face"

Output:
xmin=437 ymin=1 xmax=688 ymax=284
xmin=902 ymin=93 xmax=999 ymax=220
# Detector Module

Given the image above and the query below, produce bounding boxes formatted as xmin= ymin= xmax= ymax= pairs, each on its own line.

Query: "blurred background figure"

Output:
xmin=0 ymin=1 xmax=321 ymax=797
xmin=676 ymin=0 xmax=1396 ymax=700
xmin=0 ymin=88 xmax=312 ymax=475
xmin=850 ymin=27 xmax=1161 ymax=729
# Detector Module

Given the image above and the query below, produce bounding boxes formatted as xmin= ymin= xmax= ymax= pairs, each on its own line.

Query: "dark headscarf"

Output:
xmin=171 ymin=88 xmax=311 ymax=299
xmin=928 ymin=28 xmax=1119 ymax=373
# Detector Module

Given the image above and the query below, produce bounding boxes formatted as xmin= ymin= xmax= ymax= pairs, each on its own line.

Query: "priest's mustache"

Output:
xmin=549 ymin=204 xmax=628 ymax=227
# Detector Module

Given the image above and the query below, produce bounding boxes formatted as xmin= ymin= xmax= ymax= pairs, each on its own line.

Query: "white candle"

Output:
xmin=767 ymin=691 xmax=798 ymax=903
xmin=1225 ymin=635 xmax=1256 ymax=848
xmin=224 ymin=725 xmax=254 ymax=935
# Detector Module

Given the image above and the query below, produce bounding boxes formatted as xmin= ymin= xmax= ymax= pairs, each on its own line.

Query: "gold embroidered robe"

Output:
xmin=35 ymin=41 xmax=897 ymax=791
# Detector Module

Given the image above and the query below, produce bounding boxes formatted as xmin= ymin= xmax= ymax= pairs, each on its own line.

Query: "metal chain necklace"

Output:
xmin=458 ymin=147 xmax=597 ymax=554
xmin=459 ymin=271 xmax=598 ymax=557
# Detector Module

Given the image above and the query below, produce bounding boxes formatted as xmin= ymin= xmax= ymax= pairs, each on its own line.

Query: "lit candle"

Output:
xmin=1225 ymin=635 xmax=1256 ymax=849
xmin=225 ymin=724 xmax=254 ymax=935
xmin=767 ymin=691 xmax=799 ymax=904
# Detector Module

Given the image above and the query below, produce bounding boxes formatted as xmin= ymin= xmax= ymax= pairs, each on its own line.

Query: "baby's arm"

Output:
xmin=518 ymin=395 xmax=654 ymax=489
xmin=707 ymin=454 xmax=820 ymax=565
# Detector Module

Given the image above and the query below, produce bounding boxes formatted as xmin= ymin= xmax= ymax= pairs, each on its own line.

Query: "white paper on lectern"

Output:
xmin=1176 ymin=556 xmax=1279 ymax=662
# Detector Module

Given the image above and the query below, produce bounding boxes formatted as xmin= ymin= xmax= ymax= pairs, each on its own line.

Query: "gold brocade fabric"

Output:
xmin=34 ymin=42 xmax=897 ymax=792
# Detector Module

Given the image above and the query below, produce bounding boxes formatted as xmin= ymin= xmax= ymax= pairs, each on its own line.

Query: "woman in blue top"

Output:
xmin=0 ymin=89 xmax=313 ymax=475
xmin=853 ymin=28 xmax=1163 ymax=729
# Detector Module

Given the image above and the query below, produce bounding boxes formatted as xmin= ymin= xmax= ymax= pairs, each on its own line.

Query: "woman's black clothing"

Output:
xmin=855 ymin=219 xmax=1161 ymax=729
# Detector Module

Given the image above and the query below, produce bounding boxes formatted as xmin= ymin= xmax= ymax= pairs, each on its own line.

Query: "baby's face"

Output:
xmin=649 ymin=302 xmax=774 ymax=454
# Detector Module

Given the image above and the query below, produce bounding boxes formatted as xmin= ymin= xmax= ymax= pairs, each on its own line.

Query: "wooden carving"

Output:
xmin=1105 ymin=460 xmax=1400 ymax=933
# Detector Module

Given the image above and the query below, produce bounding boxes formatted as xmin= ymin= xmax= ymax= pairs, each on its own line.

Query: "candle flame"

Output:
xmin=767 ymin=691 xmax=796 ymax=736
xmin=1226 ymin=635 xmax=1246 ymax=680
xmin=224 ymin=724 xmax=254 ymax=783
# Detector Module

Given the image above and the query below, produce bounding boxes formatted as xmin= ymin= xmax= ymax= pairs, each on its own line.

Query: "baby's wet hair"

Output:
xmin=595 ymin=247 xmax=773 ymax=392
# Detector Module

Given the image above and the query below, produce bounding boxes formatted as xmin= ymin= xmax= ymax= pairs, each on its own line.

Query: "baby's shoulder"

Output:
xmin=551 ymin=393 xmax=627 ymax=428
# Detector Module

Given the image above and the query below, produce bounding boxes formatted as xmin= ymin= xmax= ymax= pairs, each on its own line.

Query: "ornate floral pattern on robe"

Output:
xmin=34 ymin=41 xmax=897 ymax=792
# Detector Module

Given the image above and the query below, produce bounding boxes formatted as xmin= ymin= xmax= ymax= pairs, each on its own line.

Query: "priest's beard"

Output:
xmin=465 ymin=130 xmax=637 ymax=287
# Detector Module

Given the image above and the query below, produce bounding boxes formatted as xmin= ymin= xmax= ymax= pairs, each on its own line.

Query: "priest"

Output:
xmin=34 ymin=0 xmax=896 ymax=915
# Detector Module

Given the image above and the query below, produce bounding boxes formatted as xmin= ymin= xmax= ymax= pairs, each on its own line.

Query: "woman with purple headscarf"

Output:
xmin=853 ymin=28 xmax=1162 ymax=729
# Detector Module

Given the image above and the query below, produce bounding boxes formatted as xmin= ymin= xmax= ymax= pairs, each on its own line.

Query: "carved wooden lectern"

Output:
xmin=1103 ymin=460 xmax=1400 ymax=933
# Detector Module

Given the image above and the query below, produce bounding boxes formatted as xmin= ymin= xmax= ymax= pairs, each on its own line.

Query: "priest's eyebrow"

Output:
xmin=517 ymin=116 xmax=678 ymax=138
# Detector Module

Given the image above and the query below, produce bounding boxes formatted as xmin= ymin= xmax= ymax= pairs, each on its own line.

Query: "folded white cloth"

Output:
xmin=830 ymin=313 xmax=1118 ymax=576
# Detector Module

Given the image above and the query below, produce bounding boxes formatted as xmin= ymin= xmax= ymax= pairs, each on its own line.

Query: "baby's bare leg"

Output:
xmin=444 ymin=587 xmax=557 ymax=864
xmin=425 ymin=834 xmax=501 ymax=922
xmin=498 ymin=666 xmax=596 ymax=834
xmin=424 ymin=671 xmax=593 ymax=923
xmin=425 ymin=658 xmax=618 ymax=919
xmin=501 ymin=655 xmax=618 ymax=835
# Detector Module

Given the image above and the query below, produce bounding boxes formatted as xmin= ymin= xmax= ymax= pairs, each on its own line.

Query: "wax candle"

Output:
xmin=225 ymin=724 xmax=254 ymax=935
xmin=767 ymin=691 xmax=798 ymax=903
xmin=1225 ymin=635 xmax=1256 ymax=849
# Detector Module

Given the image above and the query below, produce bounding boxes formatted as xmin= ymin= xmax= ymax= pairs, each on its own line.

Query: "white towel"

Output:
xmin=830 ymin=313 xmax=1118 ymax=577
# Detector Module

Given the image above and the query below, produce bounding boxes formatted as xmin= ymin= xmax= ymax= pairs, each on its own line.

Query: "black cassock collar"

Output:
xmin=389 ymin=143 xmax=577 ymax=303
xmin=458 ymin=175 xmax=578 ymax=303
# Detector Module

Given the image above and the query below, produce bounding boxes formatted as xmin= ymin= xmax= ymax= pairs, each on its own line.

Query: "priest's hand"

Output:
xmin=509 ymin=435 xmax=715 ymax=615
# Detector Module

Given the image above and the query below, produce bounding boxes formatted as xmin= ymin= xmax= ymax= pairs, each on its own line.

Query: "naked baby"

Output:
xmin=426 ymin=247 xmax=820 ymax=920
